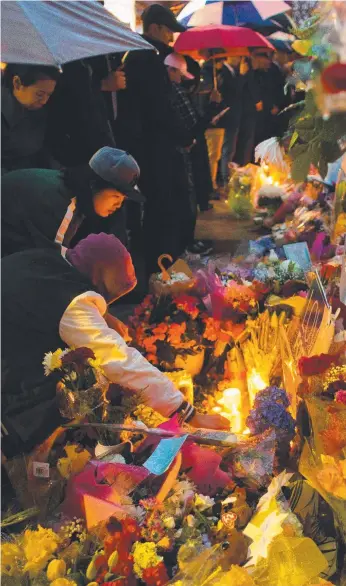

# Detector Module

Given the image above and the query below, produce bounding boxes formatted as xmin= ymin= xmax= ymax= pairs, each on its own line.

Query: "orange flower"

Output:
xmin=203 ymin=317 xmax=219 ymax=342
xmin=142 ymin=336 xmax=158 ymax=354
xmin=222 ymin=320 xmax=245 ymax=339
xmin=167 ymin=323 xmax=186 ymax=345
xmin=320 ymin=412 xmax=346 ymax=455
xmin=147 ymin=353 xmax=159 ymax=365
xmin=152 ymin=323 xmax=168 ymax=337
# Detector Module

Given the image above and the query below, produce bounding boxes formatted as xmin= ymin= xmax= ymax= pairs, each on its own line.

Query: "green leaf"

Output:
xmin=291 ymin=146 xmax=312 ymax=182
xmin=289 ymin=131 xmax=299 ymax=150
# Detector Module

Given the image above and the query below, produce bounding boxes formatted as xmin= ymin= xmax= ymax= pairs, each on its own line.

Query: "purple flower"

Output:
xmin=247 ymin=399 xmax=296 ymax=437
xmin=253 ymin=386 xmax=290 ymax=409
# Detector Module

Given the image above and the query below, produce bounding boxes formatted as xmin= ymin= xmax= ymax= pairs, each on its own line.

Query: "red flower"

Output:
xmin=298 ymin=353 xmax=339 ymax=377
xmin=174 ymin=294 xmax=200 ymax=318
xmin=61 ymin=347 xmax=95 ymax=370
xmin=142 ymin=562 xmax=169 ymax=586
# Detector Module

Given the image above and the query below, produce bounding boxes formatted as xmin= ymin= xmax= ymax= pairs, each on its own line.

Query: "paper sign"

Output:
xmin=143 ymin=435 xmax=188 ymax=476
xmin=283 ymin=242 xmax=312 ymax=272
xmin=33 ymin=461 xmax=50 ymax=478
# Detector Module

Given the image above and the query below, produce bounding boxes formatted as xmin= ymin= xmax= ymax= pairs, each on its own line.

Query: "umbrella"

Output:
xmin=268 ymin=31 xmax=296 ymax=52
xmin=174 ymin=24 xmax=275 ymax=59
xmin=1 ymin=0 xmax=153 ymax=67
xmin=178 ymin=0 xmax=292 ymax=33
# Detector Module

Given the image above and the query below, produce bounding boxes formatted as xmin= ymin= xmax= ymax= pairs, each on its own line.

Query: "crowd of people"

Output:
xmin=1 ymin=3 xmax=301 ymax=279
xmin=1 ymin=3 xmax=304 ymax=456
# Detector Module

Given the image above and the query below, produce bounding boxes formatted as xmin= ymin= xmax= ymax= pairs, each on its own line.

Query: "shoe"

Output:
xmin=194 ymin=240 xmax=213 ymax=255
xmin=210 ymin=191 xmax=221 ymax=201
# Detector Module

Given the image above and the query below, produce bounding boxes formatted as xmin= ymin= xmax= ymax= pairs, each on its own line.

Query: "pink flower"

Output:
xmin=335 ymin=390 xmax=346 ymax=405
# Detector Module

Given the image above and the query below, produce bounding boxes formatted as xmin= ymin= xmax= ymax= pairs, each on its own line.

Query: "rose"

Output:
xmin=61 ymin=348 xmax=96 ymax=373
xmin=298 ymin=353 xmax=338 ymax=377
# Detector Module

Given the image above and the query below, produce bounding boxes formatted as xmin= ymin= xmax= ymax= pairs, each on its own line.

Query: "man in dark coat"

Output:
xmin=219 ymin=57 xmax=244 ymax=187
xmin=113 ymin=4 xmax=192 ymax=275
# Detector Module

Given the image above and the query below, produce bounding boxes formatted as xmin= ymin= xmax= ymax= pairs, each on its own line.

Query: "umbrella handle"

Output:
xmin=213 ymin=58 xmax=217 ymax=90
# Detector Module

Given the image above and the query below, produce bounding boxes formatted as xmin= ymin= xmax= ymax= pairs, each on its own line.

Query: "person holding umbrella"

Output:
xmin=1 ymin=64 xmax=60 ymax=173
xmin=1 ymin=147 xmax=145 ymax=257
xmin=113 ymin=4 xmax=193 ymax=276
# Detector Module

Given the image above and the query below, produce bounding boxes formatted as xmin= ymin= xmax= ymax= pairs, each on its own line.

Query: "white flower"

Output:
xmin=175 ymin=529 xmax=183 ymax=539
xmin=127 ymin=505 xmax=145 ymax=523
xmin=42 ymin=352 xmax=54 ymax=376
xmin=194 ymin=494 xmax=215 ymax=512
xmin=171 ymin=479 xmax=196 ymax=503
xmin=105 ymin=454 xmax=126 ymax=464
xmin=186 ymin=515 xmax=196 ymax=528
xmin=163 ymin=516 xmax=175 ymax=529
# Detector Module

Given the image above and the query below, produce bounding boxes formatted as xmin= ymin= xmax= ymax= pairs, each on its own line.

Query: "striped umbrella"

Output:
xmin=178 ymin=1 xmax=292 ymax=32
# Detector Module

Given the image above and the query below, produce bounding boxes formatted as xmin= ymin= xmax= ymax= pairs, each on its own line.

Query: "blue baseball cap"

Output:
xmin=89 ymin=147 xmax=145 ymax=203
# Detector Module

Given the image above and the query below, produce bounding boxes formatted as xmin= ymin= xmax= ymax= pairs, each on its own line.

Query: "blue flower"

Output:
xmin=246 ymin=397 xmax=296 ymax=437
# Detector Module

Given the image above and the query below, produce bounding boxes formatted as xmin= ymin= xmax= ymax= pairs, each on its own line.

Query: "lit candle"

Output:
xmin=217 ymin=387 xmax=242 ymax=433
xmin=247 ymin=369 xmax=268 ymax=405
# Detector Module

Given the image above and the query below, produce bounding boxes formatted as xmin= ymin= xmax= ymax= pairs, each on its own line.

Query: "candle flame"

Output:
xmin=217 ymin=387 xmax=242 ymax=433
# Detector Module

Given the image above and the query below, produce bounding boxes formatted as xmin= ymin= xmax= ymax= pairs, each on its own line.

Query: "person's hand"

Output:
xmin=210 ymin=88 xmax=222 ymax=103
xmin=255 ymin=101 xmax=263 ymax=112
xmin=240 ymin=57 xmax=249 ymax=76
xmin=101 ymin=66 xmax=126 ymax=92
xmin=105 ymin=313 xmax=131 ymax=342
xmin=271 ymin=105 xmax=279 ymax=115
xmin=189 ymin=412 xmax=230 ymax=430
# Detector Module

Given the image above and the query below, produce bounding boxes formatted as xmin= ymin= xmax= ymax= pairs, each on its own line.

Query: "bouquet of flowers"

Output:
xmin=43 ymin=346 xmax=108 ymax=421
xmin=130 ymin=295 xmax=212 ymax=373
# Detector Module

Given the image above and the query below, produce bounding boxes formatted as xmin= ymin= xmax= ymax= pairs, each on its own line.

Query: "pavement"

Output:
xmin=196 ymin=199 xmax=257 ymax=254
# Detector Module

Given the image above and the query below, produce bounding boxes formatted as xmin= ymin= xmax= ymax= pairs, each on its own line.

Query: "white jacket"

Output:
xmin=59 ymin=291 xmax=185 ymax=418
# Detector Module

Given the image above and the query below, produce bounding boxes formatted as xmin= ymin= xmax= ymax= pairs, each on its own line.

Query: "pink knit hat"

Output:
xmin=66 ymin=233 xmax=137 ymax=303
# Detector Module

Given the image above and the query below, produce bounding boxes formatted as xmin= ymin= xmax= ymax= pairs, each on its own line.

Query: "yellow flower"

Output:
xmin=23 ymin=526 xmax=60 ymax=577
xmin=239 ymin=176 xmax=252 ymax=186
xmin=292 ymin=40 xmax=312 ymax=56
xmin=132 ymin=542 xmax=163 ymax=578
xmin=157 ymin=536 xmax=172 ymax=550
xmin=57 ymin=444 xmax=91 ymax=479
xmin=43 ymin=348 xmax=63 ymax=375
xmin=1 ymin=542 xmax=23 ymax=576
xmin=47 ymin=559 xmax=67 ymax=581
xmin=51 ymin=579 xmax=77 ymax=586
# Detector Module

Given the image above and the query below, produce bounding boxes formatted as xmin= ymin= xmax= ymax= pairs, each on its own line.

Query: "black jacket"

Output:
xmin=1 ymin=86 xmax=50 ymax=173
xmin=1 ymin=248 xmax=92 ymax=456
xmin=1 ymin=169 xmax=86 ymax=257
xmin=113 ymin=36 xmax=191 ymax=158
xmin=46 ymin=59 xmax=115 ymax=167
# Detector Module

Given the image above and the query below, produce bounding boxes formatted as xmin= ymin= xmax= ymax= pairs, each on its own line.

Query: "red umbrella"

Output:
xmin=174 ymin=24 xmax=274 ymax=59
